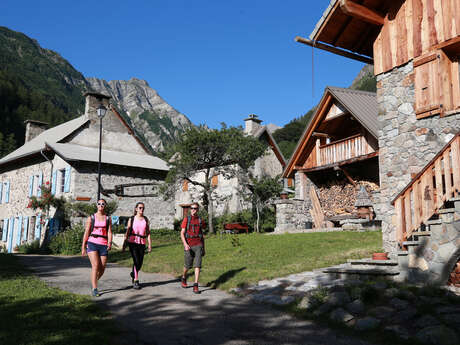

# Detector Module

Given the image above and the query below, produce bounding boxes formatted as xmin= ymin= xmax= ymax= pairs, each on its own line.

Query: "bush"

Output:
xmin=16 ymin=239 xmax=43 ymax=254
xmin=49 ymin=224 xmax=85 ymax=255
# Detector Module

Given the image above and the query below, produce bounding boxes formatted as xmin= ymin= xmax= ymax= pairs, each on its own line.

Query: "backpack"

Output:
xmin=127 ymin=216 xmax=150 ymax=239
xmin=90 ymin=214 xmax=110 ymax=239
xmin=185 ymin=215 xmax=203 ymax=240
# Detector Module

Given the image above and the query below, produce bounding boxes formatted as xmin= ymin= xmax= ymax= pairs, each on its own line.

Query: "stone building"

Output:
xmin=0 ymin=92 xmax=174 ymax=252
xmin=304 ymin=0 xmax=460 ymax=284
xmin=277 ymin=86 xmax=380 ymax=232
xmin=174 ymin=114 xmax=286 ymax=219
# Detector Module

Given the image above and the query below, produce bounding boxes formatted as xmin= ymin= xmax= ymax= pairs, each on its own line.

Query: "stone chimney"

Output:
xmin=244 ymin=114 xmax=262 ymax=135
xmin=24 ymin=120 xmax=48 ymax=142
xmin=83 ymin=91 xmax=111 ymax=123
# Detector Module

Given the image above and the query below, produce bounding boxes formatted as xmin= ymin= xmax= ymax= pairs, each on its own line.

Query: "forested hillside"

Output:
xmin=273 ymin=65 xmax=376 ymax=161
xmin=0 ymin=26 xmax=86 ymax=157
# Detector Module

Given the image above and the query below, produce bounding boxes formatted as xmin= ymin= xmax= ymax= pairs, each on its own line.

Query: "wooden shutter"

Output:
xmin=182 ymin=179 xmax=189 ymax=192
xmin=15 ymin=216 xmax=22 ymax=248
xmin=414 ymin=52 xmax=442 ymax=119
xmin=64 ymin=167 xmax=71 ymax=193
xmin=51 ymin=171 xmax=57 ymax=195
xmin=35 ymin=214 xmax=41 ymax=240
xmin=211 ymin=175 xmax=218 ymax=187
xmin=7 ymin=217 xmax=14 ymax=253
xmin=28 ymin=175 xmax=34 ymax=197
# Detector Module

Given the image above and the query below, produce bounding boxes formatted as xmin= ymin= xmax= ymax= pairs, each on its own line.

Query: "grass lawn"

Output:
xmin=110 ymin=230 xmax=382 ymax=290
xmin=0 ymin=254 xmax=116 ymax=345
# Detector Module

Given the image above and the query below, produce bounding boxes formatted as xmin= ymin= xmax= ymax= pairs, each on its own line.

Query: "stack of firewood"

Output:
xmin=317 ymin=181 xmax=379 ymax=218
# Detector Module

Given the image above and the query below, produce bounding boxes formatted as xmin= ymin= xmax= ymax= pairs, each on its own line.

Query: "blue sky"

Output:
xmin=1 ymin=0 xmax=365 ymax=129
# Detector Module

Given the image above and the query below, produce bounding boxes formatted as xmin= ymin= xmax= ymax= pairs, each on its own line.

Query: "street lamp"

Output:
xmin=96 ymin=104 xmax=107 ymax=201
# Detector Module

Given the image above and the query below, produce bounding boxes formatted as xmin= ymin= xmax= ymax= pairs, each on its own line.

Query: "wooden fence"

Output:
xmin=392 ymin=133 xmax=460 ymax=245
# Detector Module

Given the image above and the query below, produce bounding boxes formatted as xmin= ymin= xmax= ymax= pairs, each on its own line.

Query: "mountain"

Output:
xmin=86 ymin=77 xmax=192 ymax=152
xmin=0 ymin=26 xmax=192 ymax=157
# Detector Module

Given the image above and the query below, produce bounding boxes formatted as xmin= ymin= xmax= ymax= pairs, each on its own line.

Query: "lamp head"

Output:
xmin=96 ymin=104 xmax=107 ymax=119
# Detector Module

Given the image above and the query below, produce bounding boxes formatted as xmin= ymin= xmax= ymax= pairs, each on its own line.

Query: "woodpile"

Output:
xmin=317 ymin=180 xmax=379 ymax=218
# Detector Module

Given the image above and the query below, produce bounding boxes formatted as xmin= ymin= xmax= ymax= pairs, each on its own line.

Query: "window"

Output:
xmin=182 ymin=179 xmax=189 ymax=192
xmin=211 ymin=175 xmax=218 ymax=187
xmin=59 ymin=169 xmax=66 ymax=193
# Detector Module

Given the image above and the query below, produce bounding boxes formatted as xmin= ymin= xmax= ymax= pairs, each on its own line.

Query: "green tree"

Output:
xmin=241 ymin=175 xmax=283 ymax=232
xmin=164 ymin=124 xmax=266 ymax=234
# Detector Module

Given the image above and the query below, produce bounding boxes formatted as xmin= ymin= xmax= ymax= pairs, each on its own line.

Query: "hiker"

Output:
xmin=122 ymin=201 xmax=151 ymax=289
xmin=180 ymin=202 xmax=206 ymax=294
xmin=81 ymin=198 xmax=113 ymax=297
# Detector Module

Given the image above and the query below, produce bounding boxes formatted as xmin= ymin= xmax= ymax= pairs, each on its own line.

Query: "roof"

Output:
xmin=0 ymin=116 xmax=89 ymax=165
xmin=282 ymin=86 xmax=378 ymax=178
xmin=47 ymin=142 xmax=169 ymax=171
xmin=327 ymin=87 xmax=378 ymax=138
xmin=309 ymin=0 xmax=388 ymax=58
xmin=253 ymin=125 xmax=286 ymax=167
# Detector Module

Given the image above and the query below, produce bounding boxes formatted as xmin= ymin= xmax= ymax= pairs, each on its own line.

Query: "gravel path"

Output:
xmin=18 ymin=254 xmax=377 ymax=345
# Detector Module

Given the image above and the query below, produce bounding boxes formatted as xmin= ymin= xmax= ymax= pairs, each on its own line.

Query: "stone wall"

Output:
xmin=274 ymin=199 xmax=310 ymax=232
xmin=377 ymin=61 xmax=460 ymax=255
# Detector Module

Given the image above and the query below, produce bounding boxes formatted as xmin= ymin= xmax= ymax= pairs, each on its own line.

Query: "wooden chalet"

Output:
xmin=282 ymin=86 xmax=379 ymax=223
xmin=304 ymin=0 xmax=460 ymax=285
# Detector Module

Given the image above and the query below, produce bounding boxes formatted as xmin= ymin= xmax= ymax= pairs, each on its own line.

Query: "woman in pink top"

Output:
xmin=123 ymin=202 xmax=151 ymax=289
xmin=81 ymin=199 xmax=112 ymax=297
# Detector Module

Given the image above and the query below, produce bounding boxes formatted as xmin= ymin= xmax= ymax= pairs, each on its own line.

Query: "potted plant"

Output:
xmin=372 ymin=251 xmax=389 ymax=260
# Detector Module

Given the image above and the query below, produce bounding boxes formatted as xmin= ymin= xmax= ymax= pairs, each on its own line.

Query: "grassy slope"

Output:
xmin=111 ymin=231 xmax=382 ymax=290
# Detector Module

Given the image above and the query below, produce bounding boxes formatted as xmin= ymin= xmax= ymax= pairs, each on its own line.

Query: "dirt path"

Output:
xmin=18 ymin=254 xmax=376 ymax=345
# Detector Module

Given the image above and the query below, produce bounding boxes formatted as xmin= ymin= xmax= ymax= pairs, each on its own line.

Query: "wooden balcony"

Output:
xmin=318 ymin=134 xmax=376 ymax=166
xmin=392 ymin=133 xmax=460 ymax=246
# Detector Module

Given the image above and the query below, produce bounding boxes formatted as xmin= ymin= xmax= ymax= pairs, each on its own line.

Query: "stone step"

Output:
xmin=397 ymin=250 xmax=408 ymax=256
xmin=438 ymin=208 xmax=455 ymax=214
xmin=322 ymin=265 xmax=399 ymax=280
xmin=402 ymin=240 xmax=420 ymax=246
xmin=426 ymin=219 xmax=442 ymax=225
xmin=347 ymin=258 xmax=398 ymax=266
xmin=410 ymin=231 xmax=431 ymax=237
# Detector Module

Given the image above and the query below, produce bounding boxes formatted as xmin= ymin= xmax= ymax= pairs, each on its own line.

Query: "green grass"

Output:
xmin=0 ymin=254 xmax=116 ymax=345
xmin=110 ymin=231 xmax=382 ymax=290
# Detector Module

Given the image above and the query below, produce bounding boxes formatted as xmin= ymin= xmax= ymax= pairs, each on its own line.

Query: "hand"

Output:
xmin=184 ymin=244 xmax=190 ymax=251
xmin=148 ymin=246 xmax=152 ymax=253
xmin=107 ymin=245 xmax=112 ymax=251
xmin=81 ymin=248 xmax=87 ymax=256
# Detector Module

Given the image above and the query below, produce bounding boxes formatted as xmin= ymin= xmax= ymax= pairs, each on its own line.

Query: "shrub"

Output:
xmin=49 ymin=224 xmax=85 ymax=255
xmin=16 ymin=239 xmax=43 ymax=254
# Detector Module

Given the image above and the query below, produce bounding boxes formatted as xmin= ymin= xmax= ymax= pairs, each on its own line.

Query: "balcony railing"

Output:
xmin=318 ymin=134 xmax=376 ymax=166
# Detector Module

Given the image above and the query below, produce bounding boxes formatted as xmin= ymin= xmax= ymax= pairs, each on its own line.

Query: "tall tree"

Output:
xmin=164 ymin=124 xmax=266 ymax=234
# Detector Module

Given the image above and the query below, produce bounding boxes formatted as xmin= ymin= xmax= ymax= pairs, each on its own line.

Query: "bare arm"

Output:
xmin=180 ymin=228 xmax=190 ymax=251
xmin=81 ymin=217 xmax=92 ymax=256
xmin=107 ymin=219 xmax=112 ymax=250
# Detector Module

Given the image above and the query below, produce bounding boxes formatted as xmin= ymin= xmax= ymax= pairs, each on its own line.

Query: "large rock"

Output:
xmin=415 ymin=325 xmax=459 ymax=345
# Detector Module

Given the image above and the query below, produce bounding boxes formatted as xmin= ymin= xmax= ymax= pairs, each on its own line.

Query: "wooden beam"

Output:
xmin=339 ymin=0 xmax=384 ymax=26
xmin=339 ymin=167 xmax=356 ymax=186
xmin=295 ymin=36 xmax=374 ymax=64
xmin=312 ymin=132 xmax=329 ymax=137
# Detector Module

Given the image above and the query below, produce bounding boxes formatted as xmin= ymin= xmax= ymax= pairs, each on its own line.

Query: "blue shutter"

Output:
xmin=35 ymin=214 xmax=42 ymax=240
xmin=28 ymin=176 xmax=34 ymax=197
xmin=2 ymin=219 xmax=8 ymax=242
xmin=0 ymin=182 xmax=3 ymax=204
xmin=23 ymin=216 xmax=29 ymax=241
xmin=4 ymin=181 xmax=10 ymax=203
xmin=51 ymin=171 xmax=57 ymax=195
xmin=7 ymin=217 xmax=14 ymax=253
xmin=111 ymin=216 xmax=119 ymax=225
xmin=64 ymin=167 xmax=71 ymax=192
xmin=15 ymin=216 xmax=22 ymax=248
xmin=37 ymin=172 xmax=43 ymax=197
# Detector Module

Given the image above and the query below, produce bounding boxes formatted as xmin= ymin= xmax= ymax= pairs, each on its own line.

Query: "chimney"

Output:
xmin=24 ymin=120 xmax=48 ymax=142
xmin=83 ymin=91 xmax=111 ymax=123
xmin=244 ymin=114 xmax=262 ymax=135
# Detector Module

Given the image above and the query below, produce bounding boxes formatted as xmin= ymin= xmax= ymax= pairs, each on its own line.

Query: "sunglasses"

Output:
xmin=137 ymin=206 xmax=144 ymax=210
xmin=191 ymin=207 xmax=198 ymax=210
xmin=97 ymin=202 xmax=106 ymax=206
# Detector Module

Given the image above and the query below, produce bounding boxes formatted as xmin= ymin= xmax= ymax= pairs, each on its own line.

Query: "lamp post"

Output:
xmin=96 ymin=104 xmax=107 ymax=201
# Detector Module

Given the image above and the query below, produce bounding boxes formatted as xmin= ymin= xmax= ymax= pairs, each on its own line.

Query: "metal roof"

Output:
xmin=327 ymin=86 xmax=379 ymax=138
xmin=0 ymin=116 xmax=89 ymax=165
xmin=47 ymin=142 xmax=169 ymax=171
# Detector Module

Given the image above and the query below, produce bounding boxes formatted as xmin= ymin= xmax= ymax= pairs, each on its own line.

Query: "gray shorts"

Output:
xmin=184 ymin=245 xmax=203 ymax=269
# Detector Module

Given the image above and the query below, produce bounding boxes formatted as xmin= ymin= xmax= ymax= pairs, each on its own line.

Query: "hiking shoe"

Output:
xmin=130 ymin=271 xmax=134 ymax=284
xmin=193 ymin=283 xmax=200 ymax=294
xmin=181 ymin=276 xmax=187 ymax=288
xmin=91 ymin=288 xmax=100 ymax=297
xmin=133 ymin=280 xmax=141 ymax=290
